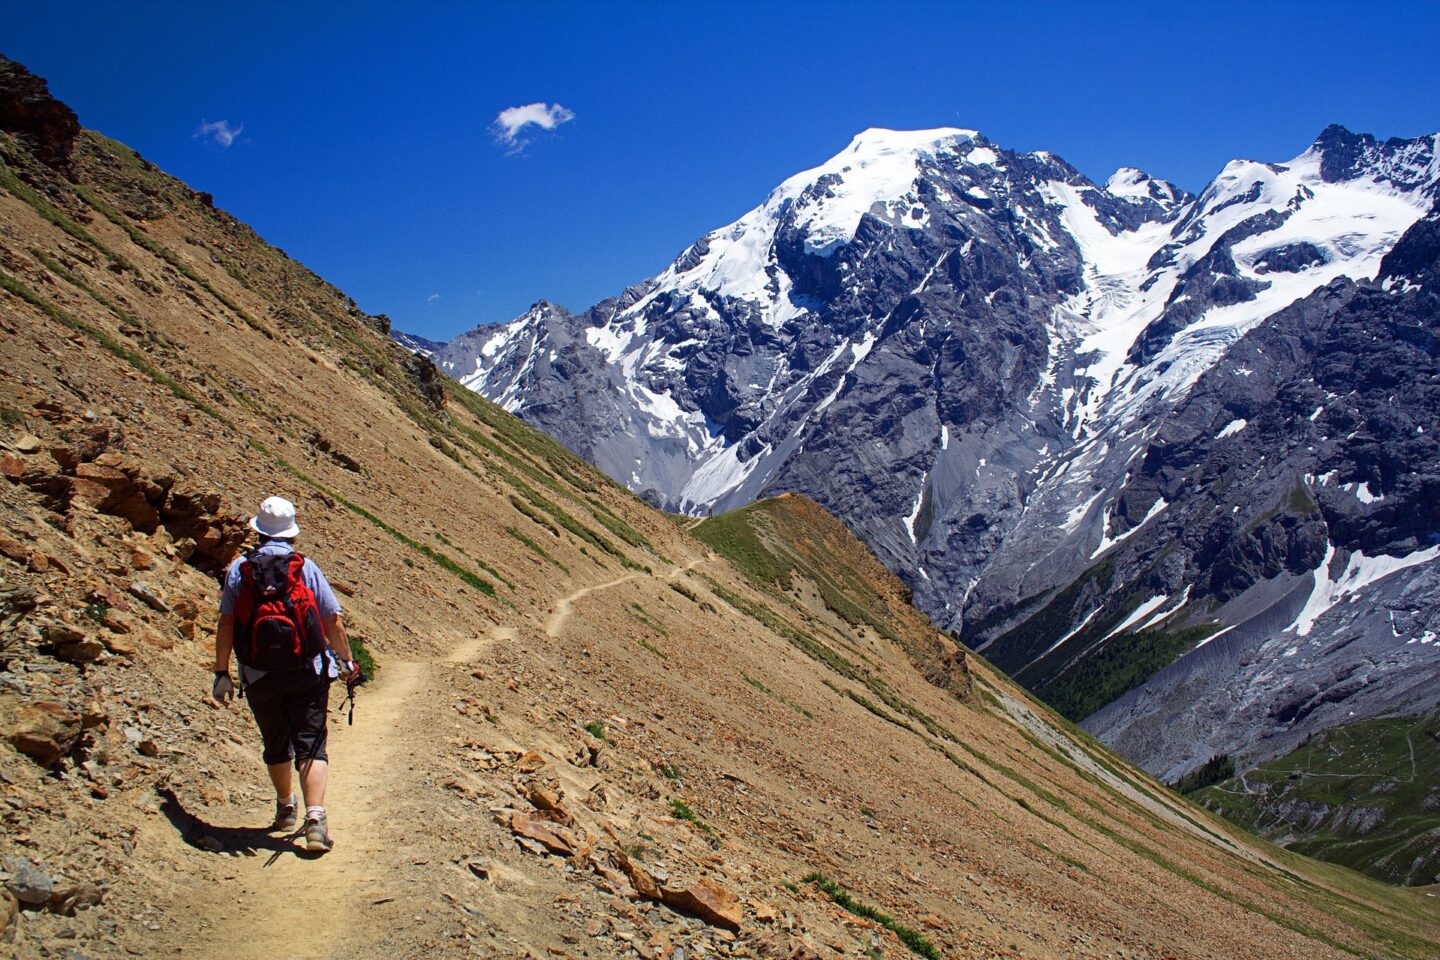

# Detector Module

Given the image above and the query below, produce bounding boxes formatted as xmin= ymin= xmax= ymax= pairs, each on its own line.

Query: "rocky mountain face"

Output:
xmin=13 ymin=57 xmax=1435 ymax=956
xmin=419 ymin=123 xmax=1440 ymax=797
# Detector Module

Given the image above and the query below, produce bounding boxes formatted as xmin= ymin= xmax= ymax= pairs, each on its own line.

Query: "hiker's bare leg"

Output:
xmin=299 ymin=758 xmax=328 ymax=808
xmin=267 ymin=762 xmax=293 ymax=800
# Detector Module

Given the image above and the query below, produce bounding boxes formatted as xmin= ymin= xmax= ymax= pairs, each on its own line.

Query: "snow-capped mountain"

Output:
xmin=417 ymin=123 xmax=1440 ymax=779
xmin=392 ymin=329 xmax=446 ymax=357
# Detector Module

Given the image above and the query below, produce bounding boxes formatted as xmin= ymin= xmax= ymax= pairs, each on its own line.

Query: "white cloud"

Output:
xmin=427 ymin=293 xmax=441 ymax=303
xmin=194 ymin=119 xmax=243 ymax=148
xmin=492 ymin=102 xmax=574 ymax=153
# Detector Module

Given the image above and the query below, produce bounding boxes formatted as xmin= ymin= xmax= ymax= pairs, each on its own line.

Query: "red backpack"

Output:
xmin=233 ymin=550 xmax=326 ymax=672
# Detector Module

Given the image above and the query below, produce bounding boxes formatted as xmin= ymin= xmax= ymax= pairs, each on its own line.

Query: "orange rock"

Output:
xmin=510 ymin=810 xmax=576 ymax=856
xmin=101 ymin=630 xmax=136 ymax=662
xmin=614 ymin=849 xmax=664 ymax=901
xmin=7 ymin=701 xmax=82 ymax=766
xmin=660 ymin=877 xmax=742 ymax=931
xmin=526 ymin=785 xmax=572 ymax=824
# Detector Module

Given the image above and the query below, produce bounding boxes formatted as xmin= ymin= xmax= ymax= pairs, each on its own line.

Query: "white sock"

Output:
xmin=279 ymin=794 xmax=296 ymax=807
xmin=306 ymin=805 xmax=326 ymax=821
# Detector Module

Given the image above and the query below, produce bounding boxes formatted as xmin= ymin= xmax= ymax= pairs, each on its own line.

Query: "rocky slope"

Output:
xmin=1024 ymin=200 xmax=1440 ymax=779
xmin=3 ymin=56 xmax=1439 ymax=958
xmin=419 ymin=122 xmax=1440 ymax=826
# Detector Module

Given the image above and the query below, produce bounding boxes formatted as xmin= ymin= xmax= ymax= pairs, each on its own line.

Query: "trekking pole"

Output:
xmin=337 ymin=663 xmax=368 ymax=726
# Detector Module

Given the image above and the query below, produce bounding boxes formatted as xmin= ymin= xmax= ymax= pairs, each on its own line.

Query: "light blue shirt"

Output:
xmin=220 ymin=539 xmax=343 ymax=684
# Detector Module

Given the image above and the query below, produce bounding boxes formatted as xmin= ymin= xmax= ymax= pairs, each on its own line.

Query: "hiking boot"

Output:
xmin=272 ymin=796 xmax=298 ymax=832
xmin=304 ymin=812 xmax=333 ymax=852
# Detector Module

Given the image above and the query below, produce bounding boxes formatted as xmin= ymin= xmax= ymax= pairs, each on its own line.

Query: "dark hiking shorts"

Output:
xmin=245 ymin=669 xmax=331 ymax=767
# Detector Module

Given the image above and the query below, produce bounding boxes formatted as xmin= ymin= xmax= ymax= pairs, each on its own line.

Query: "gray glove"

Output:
xmin=212 ymin=672 xmax=235 ymax=704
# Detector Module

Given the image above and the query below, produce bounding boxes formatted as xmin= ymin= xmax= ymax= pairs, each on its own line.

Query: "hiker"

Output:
xmin=210 ymin=495 xmax=361 ymax=853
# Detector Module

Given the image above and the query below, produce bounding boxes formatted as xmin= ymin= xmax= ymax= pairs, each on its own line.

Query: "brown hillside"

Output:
xmin=1 ymin=60 xmax=1437 ymax=960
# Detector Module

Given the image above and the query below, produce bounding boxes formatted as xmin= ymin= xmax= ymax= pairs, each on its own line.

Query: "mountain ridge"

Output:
xmin=11 ymin=55 xmax=1438 ymax=955
xmin=418 ymin=119 xmax=1440 ymax=880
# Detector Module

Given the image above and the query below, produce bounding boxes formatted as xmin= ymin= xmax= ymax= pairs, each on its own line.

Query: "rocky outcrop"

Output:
xmin=4 ymin=419 xmax=245 ymax=574
xmin=402 ymin=352 xmax=447 ymax=412
xmin=0 ymin=56 xmax=79 ymax=173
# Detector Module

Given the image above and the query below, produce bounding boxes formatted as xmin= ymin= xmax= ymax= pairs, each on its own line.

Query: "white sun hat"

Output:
xmin=250 ymin=495 xmax=301 ymax=539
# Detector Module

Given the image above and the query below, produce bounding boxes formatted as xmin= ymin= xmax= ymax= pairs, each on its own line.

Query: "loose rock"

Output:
xmin=2 ymin=856 xmax=53 ymax=906
xmin=7 ymin=702 xmax=82 ymax=766
xmin=661 ymin=878 xmax=743 ymax=932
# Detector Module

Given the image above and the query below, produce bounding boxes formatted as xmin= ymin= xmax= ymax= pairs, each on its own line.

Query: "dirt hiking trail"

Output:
xmin=544 ymin=559 xmax=707 ymax=638
xmin=153 ymin=565 xmax=700 ymax=959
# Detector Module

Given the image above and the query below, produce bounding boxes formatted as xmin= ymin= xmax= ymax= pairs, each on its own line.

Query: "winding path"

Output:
xmin=545 ymin=558 xmax=707 ymax=638
xmin=156 ymin=559 xmax=705 ymax=958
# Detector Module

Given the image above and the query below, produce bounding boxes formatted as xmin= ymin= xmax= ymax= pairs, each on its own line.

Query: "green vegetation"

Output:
xmin=0 ymin=161 xmax=134 ymax=270
xmin=254 ymin=442 xmax=497 ymax=597
xmin=627 ymin=602 xmax=668 ymax=636
xmin=657 ymin=763 xmax=681 ymax=780
xmin=1171 ymin=755 xmax=1235 ymax=795
xmin=742 ymin=674 xmax=813 ymax=719
xmin=1192 ymin=712 xmax=1440 ymax=885
xmin=670 ymin=580 xmax=718 ymax=613
xmin=0 ymin=269 xmax=226 ymax=423
xmin=848 ymin=690 xmax=908 ymax=730
xmin=1035 ymin=624 xmax=1217 ymax=722
xmin=985 ymin=555 xmax=1116 ymax=675
xmin=505 ymin=525 xmax=570 ymax=573
xmin=71 ymin=183 xmax=274 ymax=338
xmin=583 ymin=721 xmax=612 ymax=744
xmin=350 ymin=635 xmax=378 ymax=678
xmin=693 ymin=499 xmax=900 ymax=642
xmin=668 ymin=798 xmax=714 ymax=835
xmin=82 ymin=601 xmax=109 ymax=624
xmin=701 ymin=575 xmax=860 ymax=680
xmin=802 ymin=873 xmax=940 ymax=960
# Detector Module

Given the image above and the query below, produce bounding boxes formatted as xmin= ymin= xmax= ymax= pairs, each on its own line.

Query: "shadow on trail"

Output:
xmin=158 ymin=786 xmax=321 ymax=866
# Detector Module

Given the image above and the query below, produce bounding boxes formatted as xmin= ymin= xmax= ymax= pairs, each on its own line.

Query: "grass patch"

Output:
xmin=702 ymin=575 xmax=859 ymax=680
xmin=802 ymin=873 xmax=940 ymax=960
xmin=72 ymin=183 xmax=273 ymax=337
xmin=583 ymin=721 xmax=612 ymax=744
xmin=351 ymin=634 xmax=378 ymax=677
xmin=848 ymin=690 xmax=909 ymax=730
xmin=0 ymin=269 xmax=226 ymax=423
xmin=1193 ymin=713 xmax=1440 ymax=886
xmin=627 ymin=602 xmax=668 ymax=636
xmin=670 ymin=580 xmax=717 ymax=613
xmin=0 ymin=160 xmax=134 ymax=270
xmin=693 ymin=499 xmax=901 ymax=642
xmin=668 ymin=798 xmax=714 ymax=835
xmin=742 ymin=674 xmax=814 ymax=719
xmin=637 ymin=638 xmax=668 ymax=659
xmin=255 ymin=443 xmax=496 ymax=597
xmin=505 ymin=525 xmax=570 ymax=573
xmin=1171 ymin=755 xmax=1235 ymax=795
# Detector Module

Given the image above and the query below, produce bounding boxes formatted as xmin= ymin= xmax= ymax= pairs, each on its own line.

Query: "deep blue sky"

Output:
xmin=9 ymin=2 xmax=1439 ymax=340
